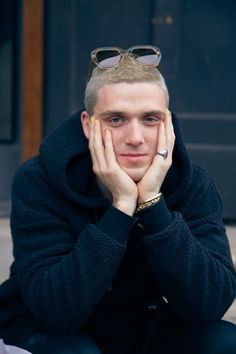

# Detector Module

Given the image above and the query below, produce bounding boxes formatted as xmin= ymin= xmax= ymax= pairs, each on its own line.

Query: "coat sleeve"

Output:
xmin=141 ymin=174 xmax=236 ymax=323
xmin=10 ymin=159 xmax=134 ymax=333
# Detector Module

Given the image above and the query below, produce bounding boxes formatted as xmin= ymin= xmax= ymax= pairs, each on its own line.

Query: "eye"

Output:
xmin=107 ymin=117 xmax=126 ymax=127
xmin=143 ymin=116 xmax=162 ymax=125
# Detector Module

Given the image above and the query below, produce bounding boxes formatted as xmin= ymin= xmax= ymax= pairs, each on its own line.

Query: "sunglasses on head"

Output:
xmin=90 ymin=45 xmax=162 ymax=69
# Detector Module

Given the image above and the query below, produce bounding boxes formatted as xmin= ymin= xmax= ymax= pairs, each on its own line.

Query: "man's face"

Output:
xmin=83 ymin=82 xmax=167 ymax=182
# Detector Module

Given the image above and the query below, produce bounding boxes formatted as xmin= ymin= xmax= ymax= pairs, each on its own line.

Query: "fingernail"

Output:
xmin=90 ymin=116 xmax=96 ymax=125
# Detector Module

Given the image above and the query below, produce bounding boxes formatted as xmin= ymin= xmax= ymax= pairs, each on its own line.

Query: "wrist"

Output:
xmin=135 ymin=192 xmax=162 ymax=214
xmin=113 ymin=199 xmax=137 ymax=216
xmin=138 ymin=190 xmax=161 ymax=205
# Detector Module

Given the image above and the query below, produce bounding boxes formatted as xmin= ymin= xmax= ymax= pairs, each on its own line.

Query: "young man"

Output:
xmin=0 ymin=46 xmax=236 ymax=354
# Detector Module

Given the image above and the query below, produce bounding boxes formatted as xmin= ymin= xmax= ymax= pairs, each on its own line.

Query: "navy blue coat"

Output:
xmin=0 ymin=112 xmax=235 ymax=338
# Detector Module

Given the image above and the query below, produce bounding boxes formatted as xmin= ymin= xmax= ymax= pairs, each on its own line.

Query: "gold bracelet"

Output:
xmin=135 ymin=192 xmax=162 ymax=213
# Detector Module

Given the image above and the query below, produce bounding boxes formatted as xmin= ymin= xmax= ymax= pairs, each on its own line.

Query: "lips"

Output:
xmin=121 ymin=153 xmax=147 ymax=157
xmin=119 ymin=153 xmax=148 ymax=163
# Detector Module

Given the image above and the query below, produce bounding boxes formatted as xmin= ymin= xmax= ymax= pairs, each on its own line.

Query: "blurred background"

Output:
xmin=0 ymin=0 xmax=236 ymax=220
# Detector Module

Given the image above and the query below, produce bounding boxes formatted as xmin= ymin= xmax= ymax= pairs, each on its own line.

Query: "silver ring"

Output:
xmin=157 ymin=149 xmax=168 ymax=160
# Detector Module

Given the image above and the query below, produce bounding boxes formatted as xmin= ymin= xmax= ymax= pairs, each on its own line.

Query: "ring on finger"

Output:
xmin=157 ymin=149 xmax=168 ymax=160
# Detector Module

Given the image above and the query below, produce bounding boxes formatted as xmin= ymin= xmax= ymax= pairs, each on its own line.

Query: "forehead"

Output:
xmin=95 ymin=82 xmax=167 ymax=112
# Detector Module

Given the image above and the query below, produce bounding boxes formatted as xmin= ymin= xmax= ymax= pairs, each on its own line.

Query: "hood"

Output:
xmin=39 ymin=111 xmax=192 ymax=209
xmin=162 ymin=112 xmax=193 ymax=207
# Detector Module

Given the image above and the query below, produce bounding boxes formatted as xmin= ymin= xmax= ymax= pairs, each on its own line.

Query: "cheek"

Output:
xmin=146 ymin=127 xmax=159 ymax=152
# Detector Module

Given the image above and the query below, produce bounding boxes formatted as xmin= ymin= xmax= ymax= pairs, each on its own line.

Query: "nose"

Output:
xmin=124 ymin=121 xmax=144 ymax=146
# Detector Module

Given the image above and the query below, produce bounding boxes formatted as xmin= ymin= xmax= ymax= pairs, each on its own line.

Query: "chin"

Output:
xmin=124 ymin=168 xmax=147 ymax=183
xmin=130 ymin=174 xmax=143 ymax=183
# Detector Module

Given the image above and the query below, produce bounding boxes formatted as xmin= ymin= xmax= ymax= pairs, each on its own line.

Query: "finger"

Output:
xmin=156 ymin=121 xmax=167 ymax=157
xmin=93 ymin=118 xmax=107 ymax=170
xmin=104 ymin=129 xmax=118 ymax=167
xmin=88 ymin=116 xmax=100 ymax=171
xmin=165 ymin=109 xmax=175 ymax=156
xmin=153 ymin=121 xmax=169 ymax=163
xmin=88 ymin=116 xmax=95 ymax=156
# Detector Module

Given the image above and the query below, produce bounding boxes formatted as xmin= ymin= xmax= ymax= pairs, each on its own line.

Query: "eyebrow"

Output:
xmin=98 ymin=110 xmax=165 ymax=118
xmin=144 ymin=110 xmax=165 ymax=117
xmin=98 ymin=111 xmax=125 ymax=118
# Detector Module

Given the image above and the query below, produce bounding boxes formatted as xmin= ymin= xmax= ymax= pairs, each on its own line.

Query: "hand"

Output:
xmin=137 ymin=110 xmax=175 ymax=204
xmin=89 ymin=117 xmax=138 ymax=215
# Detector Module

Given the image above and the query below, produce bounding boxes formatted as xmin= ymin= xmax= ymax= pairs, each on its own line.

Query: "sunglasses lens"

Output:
xmin=131 ymin=48 xmax=161 ymax=66
xmin=95 ymin=49 xmax=121 ymax=68
xmin=91 ymin=46 xmax=161 ymax=72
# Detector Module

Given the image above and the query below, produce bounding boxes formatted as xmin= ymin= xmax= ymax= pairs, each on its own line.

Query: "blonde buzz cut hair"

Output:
xmin=84 ymin=54 xmax=169 ymax=117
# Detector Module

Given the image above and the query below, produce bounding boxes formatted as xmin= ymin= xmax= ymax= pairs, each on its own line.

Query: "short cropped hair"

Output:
xmin=84 ymin=55 xmax=169 ymax=116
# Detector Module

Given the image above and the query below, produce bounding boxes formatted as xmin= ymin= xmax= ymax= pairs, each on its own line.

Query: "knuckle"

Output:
xmin=92 ymin=165 xmax=99 ymax=174
xmin=103 ymin=167 xmax=115 ymax=177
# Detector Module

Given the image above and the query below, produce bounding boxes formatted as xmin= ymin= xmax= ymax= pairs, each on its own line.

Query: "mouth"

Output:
xmin=120 ymin=153 xmax=148 ymax=162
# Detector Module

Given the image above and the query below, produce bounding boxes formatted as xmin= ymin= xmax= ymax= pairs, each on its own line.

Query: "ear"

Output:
xmin=81 ymin=111 xmax=91 ymax=139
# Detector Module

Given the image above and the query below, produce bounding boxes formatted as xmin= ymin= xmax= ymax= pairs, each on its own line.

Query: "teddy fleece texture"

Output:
xmin=0 ymin=111 xmax=235 ymax=341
